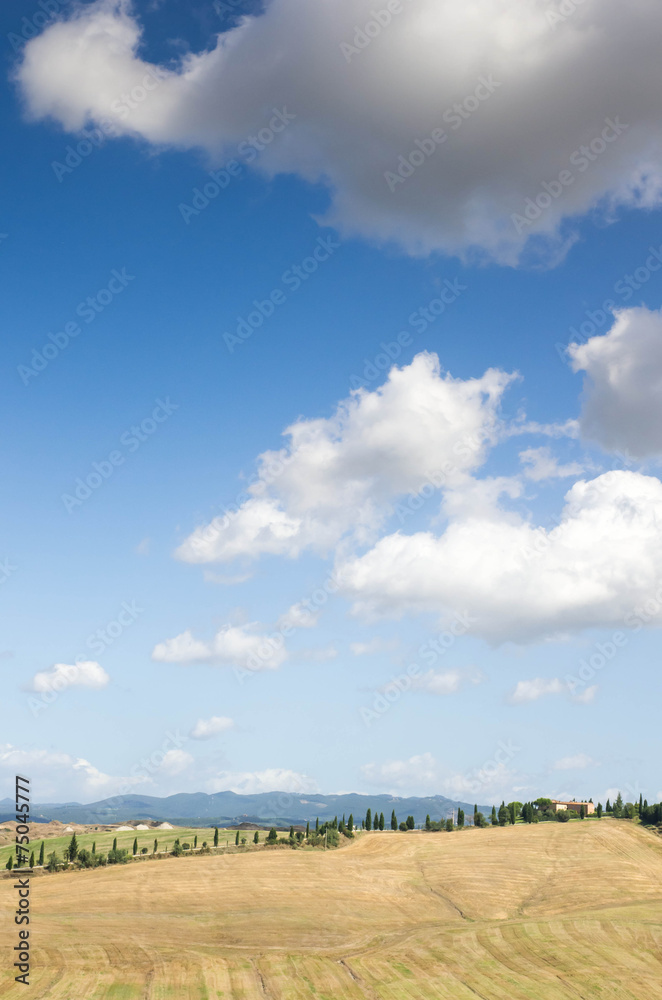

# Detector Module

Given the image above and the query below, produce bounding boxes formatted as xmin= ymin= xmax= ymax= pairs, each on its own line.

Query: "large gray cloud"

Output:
xmin=15 ymin=0 xmax=662 ymax=263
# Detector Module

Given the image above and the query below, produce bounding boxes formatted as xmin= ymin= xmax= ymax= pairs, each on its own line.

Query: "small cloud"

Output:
xmin=30 ymin=661 xmax=109 ymax=693
xmin=203 ymin=570 xmax=253 ymax=585
xmin=190 ymin=715 xmax=234 ymax=740
xmin=295 ymin=645 xmax=338 ymax=663
xmin=553 ymin=753 xmax=598 ymax=771
xmin=159 ymin=749 xmax=193 ymax=775
xmin=277 ymin=602 xmax=320 ymax=630
xmin=136 ymin=537 xmax=150 ymax=556
xmin=519 ymin=446 xmax=584 ymax=482
xmin=572 ymin=684 xmax=598 ymax=704
xmin=411 ymin=668 xmax=484 ymax=696
xmin=508 ymin=677 xmax=564 ymax=704
xmin=350 ymin=637 xmax=399 ymax=656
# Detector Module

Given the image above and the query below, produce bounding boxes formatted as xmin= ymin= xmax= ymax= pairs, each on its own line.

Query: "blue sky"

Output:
xmin=2 ymin=0 xmax=662 ymax=808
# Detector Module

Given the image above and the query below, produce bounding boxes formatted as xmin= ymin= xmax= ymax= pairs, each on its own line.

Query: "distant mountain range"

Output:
xmin=0 ymin=790 xmax=491 ymax=827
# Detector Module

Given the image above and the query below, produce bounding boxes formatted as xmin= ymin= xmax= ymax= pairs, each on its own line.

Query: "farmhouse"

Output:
xmin=550 ymin=800 xmax=594 ymax=815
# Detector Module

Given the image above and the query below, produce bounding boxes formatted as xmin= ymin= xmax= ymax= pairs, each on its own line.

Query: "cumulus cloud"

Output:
xmin=361 ymin=752 xmax=438 ymax=791
xmin=519 ymin=446 xmax=584 ymax=481
xmin=190 ymin=715 xmax=235 ymax=740
xmin=361 ymin=751 xmax=519 ymax=799
xmin=152 ymin=623 xmax=287 ymax=671
xmin=340 ymin=470 xmax=662 ymax=643
xmin=30 ymin=660 xmax=109 ymax=693
xmin=570 ymin=306 xmax=662 ymax=458
xmin=277 ymin=601 xmax=320 ymax=630
xmin=15 ymin=0 xmax=662 ymax=263
xmin=158 ymin=748 xmax=194 ymax=775
xmin=0 ymin=744 xmax=145 ymax=803
xmin=553 ymin=753 xmax=598 ymax=770
xmin=509 ymin=678 xmax=565 ymax=704
xmin=176 ymin=353 xmax=514 ymax=563
xmin=206 ymin=768 xmax=318 ymax=794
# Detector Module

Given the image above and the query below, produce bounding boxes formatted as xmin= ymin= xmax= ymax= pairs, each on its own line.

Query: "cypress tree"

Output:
xmin=38 ymin=842 xmax=45 ymax=866
xmin=235 ymin=830 xmax=240 ymax=846
xmin=154 ymin=838 xmax=158 ymax=853
xmin=379 ymin=812 xmax=385 ymax=831
xmin=194 ymin=835 xmax=198 ymax=849
xmin=315 ymin=817 xmax=319 ymax=833
xmin=289 ymin=826 xmax=295 ymax=841
xmin=365 ymin=808 xmax=372 ymax=831
xmin=306 ymin=821 xmax=310 ymax=838
xmin=6 ymin=855 xmax=13 ymax=870
xmin=254 ymin=830 xmax=259 ymax=844
xmin=391 ymin=810 xmax=397 ymax=831
xmin=596 ymin=803 xmax=603 ymax=819
xmin=214 ymin=826 xmax=219 ymax=847
xmin=491 ymin=806 xmax=498 ymax=826
xmin=605 ymin=798 xmax=611 ymax=813
xmin=580 ymin=805 xmax=585 ymax=819
xmin=113 ymin=837 xmax=117 ymax=851
xmin=29 ymin=851 xmax=35 ymax=868
xmin=457 ymin=808 xmax=465 ymax=827
xmin=68 ymin=833 xmax=79 ymax=862
xmin=347 ymin=814 xmax=354 ymax=832
xmin=91 ymin=841 xmax=96 ymax=855
xmin=425 ymin=814 xmax=431 ymax=830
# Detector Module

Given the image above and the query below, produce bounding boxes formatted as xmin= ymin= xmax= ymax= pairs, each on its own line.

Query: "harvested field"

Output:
xmin=1 ymin=820 xmax=661 ymax=998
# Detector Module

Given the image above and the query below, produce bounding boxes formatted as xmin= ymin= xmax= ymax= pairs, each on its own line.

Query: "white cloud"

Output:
xmin=508 ymin=678 xmax=565 ymax=704
xmin=176 ymin=353 xmax=514 ymax=563
xmin=15 ymin=0 xmax=662 ymax=263
xmin=30 ymin=660 xmax=109 ymax=693
xmin=570 ymin=306 xmax=662 ymax=458
xmin=361 ymin=752 xmax=438 ymax=792
xmin=0 ymin=744 xmax=145 ymax=803
xmin=151 ymin=623 xmax=287 ymax=671
xmin=350 ymin=637 xmax=399 ymax=656
xmin=573 ymin=684 xmax=598 ymax=704
xmin=158 ymin=749 xmax=194 ymax=775
xmin=190 ymin=715 xmax=235 ymax=740
xmin=411 ymin=669 xmax=463 ymax=695
xmin=340 ymin=470 xmax=662 ymax=642
xmin=135 ymin=537 xmax=150 ymax=555
xmin=553 ymin=753 xmax=598 ymax=770
xmin=277 ymin=601 xmax=320 ymax=630
xmin=361 ymin=751 xmax=518 ymax=800
xmin=519 ymin=446 xmax=584 ymax=481
xmin=206 ymin=768 xmax=318 ymax=794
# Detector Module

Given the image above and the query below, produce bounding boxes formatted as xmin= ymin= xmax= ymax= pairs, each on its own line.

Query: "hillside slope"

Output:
xmin=1 ymin=820 xmax=661 ymax=998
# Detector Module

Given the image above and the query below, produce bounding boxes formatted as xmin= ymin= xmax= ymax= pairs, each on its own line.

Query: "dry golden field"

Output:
xmin=2 ymin=820 xmax=662 ymax=999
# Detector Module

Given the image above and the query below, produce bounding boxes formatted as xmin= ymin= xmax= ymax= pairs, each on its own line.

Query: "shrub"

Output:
xmin=399 ymin=822 xmax=407 ymax=831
